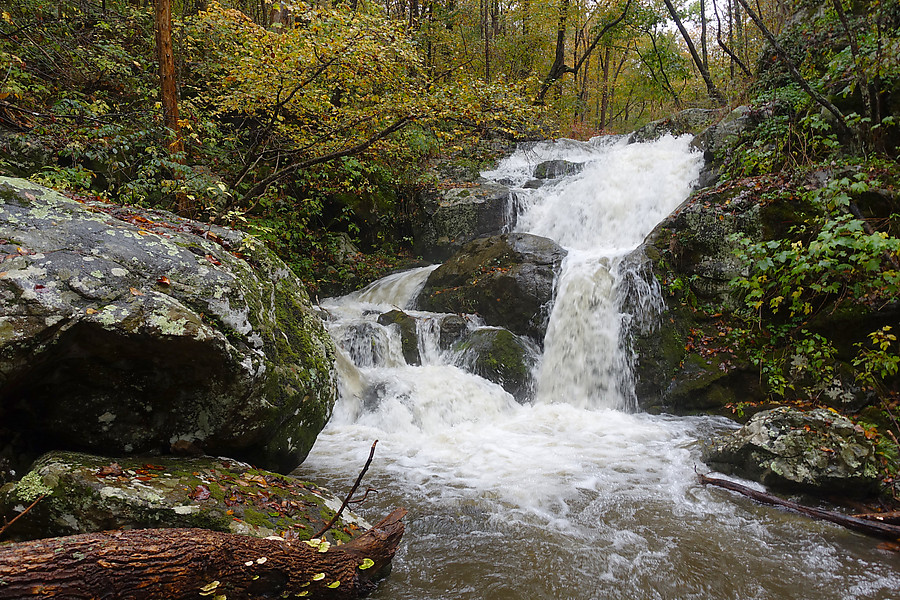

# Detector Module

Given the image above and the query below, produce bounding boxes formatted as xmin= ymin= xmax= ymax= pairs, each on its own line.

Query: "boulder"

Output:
xmin=377 ymin=309 xmax=420 ymax=366
xmin=702 ymin=407 xmax=881 ymax=496
xmin=410 ymin=182 xmax=515 ymax=262
xmin=452 ymin=327 xmax=538 ymax=401
xmin=629 ymin=108 xmax=723 ymax=145
xmin=532 ymin=160 xmax=583 ymax=180
xmin=0 ymin=451 xmax=368 ymax=543
xmin=416 ymin=233 xmax=567 ymax=343
xmin=0 ymin=177 xmax=337 ymax=474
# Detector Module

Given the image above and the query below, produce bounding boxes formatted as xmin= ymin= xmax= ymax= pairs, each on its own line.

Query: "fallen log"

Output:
xmin=0 ymin=508 xmax=406 ymax=599
xmin=699 ymin=474 xmax=900 ymax=541
xmin=852 ymin=511 xmax=900 ymax=525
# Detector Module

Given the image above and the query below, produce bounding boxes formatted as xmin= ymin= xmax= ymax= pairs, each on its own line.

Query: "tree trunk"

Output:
xmin=154 ymin=0 xmax=189 ymax=213
xmin=661 ymin=0 xmax=725 ymax=105
xmin=0 ymin=509 xmax=406 ymax=599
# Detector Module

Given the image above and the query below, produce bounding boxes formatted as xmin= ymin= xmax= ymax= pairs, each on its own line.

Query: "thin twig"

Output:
xmin=0 ymin=494 xmax=46 ymax=540
xmin=347 ymin=487 xmax=378 ymax=504
xmin=314 ymin=440 xmax=378 ymax=539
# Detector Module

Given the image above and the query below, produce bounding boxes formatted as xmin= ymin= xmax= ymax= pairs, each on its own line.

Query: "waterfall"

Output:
xmin=301 ymin=135 xmax=900 ymax=600
xmin=490 ymin=135 xmax=702 ymax=409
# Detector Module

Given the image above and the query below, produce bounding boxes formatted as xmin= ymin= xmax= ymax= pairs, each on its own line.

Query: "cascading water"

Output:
xmin=303 ymin=136 xmax=900 ymax=600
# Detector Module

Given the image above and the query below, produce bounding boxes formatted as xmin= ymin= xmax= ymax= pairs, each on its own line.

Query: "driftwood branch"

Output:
xmin=699 ymin=474 xmax=900 ymax=541
xmin=0 ymin=508 xmax=406 ymax=599
xmin=315 ymin=440 xmax=378 ymax=539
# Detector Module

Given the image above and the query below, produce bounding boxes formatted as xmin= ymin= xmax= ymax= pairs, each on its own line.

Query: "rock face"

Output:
xmin=0 ymin=177 xmax=337 ymax=473
xmin=453 ymin=328 xmax=538 ymax=401
xmin=0 ymin=451 xmax=368 ymax=542
xmin=691 ymin=105 xmax=755 ymax=188
xmin=410 ymin=182 xmax=514 ymax=262
xmin=702 ymin=407 xmax=881 ymax=496
xmin=417 ymin=233 xmax=567 ymax=343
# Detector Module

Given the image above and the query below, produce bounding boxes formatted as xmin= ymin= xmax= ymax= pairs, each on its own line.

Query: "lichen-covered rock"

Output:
xmin=377 ymin=309 xmax=420 ymax=366
xmin=0 ymin=451 xmax=368 ymax=543
xmin=410 ymin=182 xmax=515 ymax=262
xmin=702 ymin=407 xmax=881 ymax=496
xmin=532 ymin=160 xmax=583 ymax=180
xmin=416 ymin=233 xmax=566 ymax=343
xmin=0 ymin=177 xmax=337 ymax=473
xmin=453 ymin=327 xmax=538 ymax=402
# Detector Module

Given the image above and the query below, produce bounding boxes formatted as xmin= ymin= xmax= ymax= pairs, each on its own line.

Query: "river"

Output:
xmin=300 ymin=135 xmax=900 ymax=599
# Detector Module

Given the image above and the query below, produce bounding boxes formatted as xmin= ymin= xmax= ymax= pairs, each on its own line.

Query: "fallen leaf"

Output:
xmin=129 ymin=287 xmax=144 ymax=296
xmin=86 ymin=308 xmax=98 ymax=315
xmin=96 ymin=463 xmax=124 ymax=477
xmin=157 ymin=275 xmax=171 ymax=286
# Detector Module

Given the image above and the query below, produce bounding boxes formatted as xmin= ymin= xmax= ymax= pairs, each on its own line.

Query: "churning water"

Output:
xmin=301 ymin=136 xmax=900 ymax=599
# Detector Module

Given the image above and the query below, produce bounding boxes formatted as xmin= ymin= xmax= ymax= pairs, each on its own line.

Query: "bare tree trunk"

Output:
xmin=662 ymin=0 xmax=725 ymax=105
xmin=714 ymin=0 xmax=752 ymax=77
xmin=0 ymin=510 xmax=406 ymax=600
xmin=155 ymin=0 xmax=189 ymax=212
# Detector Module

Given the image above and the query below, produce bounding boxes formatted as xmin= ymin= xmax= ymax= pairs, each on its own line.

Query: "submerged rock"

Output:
xmin=410 ymin=182 xmax=515 ymax=262
xmin=417 ymin=233 xmax=567 ymax=343
xmin=0 ymin=177 xmax=336 ymax=473
xmin=453 ymin=327 xmax=538 ymax=402
xmin=702 ymin=407 xmax=881 ymax=496
xmin=0 ymin=451 xmax=368 ymax=543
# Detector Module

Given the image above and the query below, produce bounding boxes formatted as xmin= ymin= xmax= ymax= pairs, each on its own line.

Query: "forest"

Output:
xmin=2 ymin=0 xmax=900 ymax=597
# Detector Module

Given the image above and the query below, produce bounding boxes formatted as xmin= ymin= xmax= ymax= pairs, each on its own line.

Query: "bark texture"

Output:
xmin=0 ymin=509 xmax=406 ymax=599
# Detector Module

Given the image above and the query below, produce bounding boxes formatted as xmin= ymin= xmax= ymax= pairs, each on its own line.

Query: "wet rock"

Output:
xmin=532 ymin=160 xmax=583 ymax=180
xmin=629 ymin=108 xmax=722 ymax=145
xmin=437 ymin=314 xmax=470 ymax=350
xmin=0 ymin=451 xmax=368 ymax=543
xmin=377 ymin=309 xmax=420 ymax=366
xmin=0 ymin=177 xmax=337 ymax=473
xmin=409 ymin=182 xmax=515 ymax=262
xmin=417 ymin=233 xmax=567 ymax=343
xmin=453 ymin=328 xmax=538 ymax=401
xmin=702 ymin=407 xmax=881 ymax=496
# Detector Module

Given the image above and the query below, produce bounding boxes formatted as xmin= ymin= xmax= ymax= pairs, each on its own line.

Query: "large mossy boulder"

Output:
xmin=0 ymin=178 xmax=337 ymax=473
xmin=417 ymin=233 xmax=566 ymax=343
xmin=702 ymin=407 xmax=881 ymax=496
xmin=453 ymin=327 xmax=538 ymax=401
xmin=0 ymin=451 xmax=368 ymax=543
xmin=410 ymin=182 xmax=515 ymax=262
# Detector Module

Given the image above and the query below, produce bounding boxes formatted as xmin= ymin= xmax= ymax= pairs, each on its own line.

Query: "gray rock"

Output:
xmin=453 ymin=328 xmax=538 ymax=402
xmin=417 ymin=233 xmax=566 ymax=343
xmin=0 ymin=177 xmax=336 ymax=473
xmin=410 ymin=182 xmax=515 ymax=262
xmin=0 ymin=451 xmax=368 ymax=543
xmin=702 ymin=407 xmax=881 ymax=496
xmin=532 ymin=160 xmax=583 ymax=180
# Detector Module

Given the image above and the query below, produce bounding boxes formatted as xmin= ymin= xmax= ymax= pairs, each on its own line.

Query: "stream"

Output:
xmin=300 ymin=135 xmax=900 ymax=599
